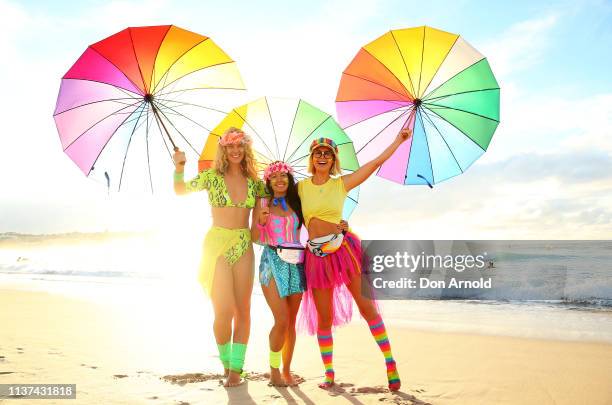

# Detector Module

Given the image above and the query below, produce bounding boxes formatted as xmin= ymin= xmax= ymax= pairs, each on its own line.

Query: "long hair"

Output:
xmin=265 ymin=171 xmax=304 ymax=228
xmin=307 ymin=151 xmax=342 ymax=176
xmin=213 ymin=127 xmax=258 ymax=180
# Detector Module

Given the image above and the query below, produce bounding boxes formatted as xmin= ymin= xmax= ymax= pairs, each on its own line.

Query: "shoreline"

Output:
xmin=2 ymin=287 xmax=612 ymax=404
xmin=2 ymin=276 xmax=612 ymax=344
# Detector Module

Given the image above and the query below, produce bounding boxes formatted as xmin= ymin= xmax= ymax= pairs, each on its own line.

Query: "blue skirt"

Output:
xmin=259 ymin=245 xmax=306 ymax=298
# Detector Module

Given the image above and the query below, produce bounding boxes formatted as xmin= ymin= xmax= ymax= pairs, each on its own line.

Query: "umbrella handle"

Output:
xmin=417 ymin=174 xmax=433 ymax=189
xmin=403 ymin=108 xmax=417 ymax=129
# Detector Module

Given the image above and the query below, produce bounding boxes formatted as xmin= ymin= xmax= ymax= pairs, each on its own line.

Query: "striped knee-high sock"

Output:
xmin=317 ymin=328 xmax=334 ymax=385
xmin=368 ymin=315 xmax=400 ymax=390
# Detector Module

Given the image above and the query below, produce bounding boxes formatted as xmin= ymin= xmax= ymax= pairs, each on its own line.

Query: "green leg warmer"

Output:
xmin=230 ymin=342 xmax=247 ymax=373
xmin=269 ymin=349 xmax=282 ymax=369
xmin=217 ymin=342 xmax=231 ymax=370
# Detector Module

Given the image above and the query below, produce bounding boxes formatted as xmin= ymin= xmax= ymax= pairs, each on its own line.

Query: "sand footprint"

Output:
xmin=350 ymin=385 xmax=387 ymax=394
xmin=80 ymin=363 xmax=98 ymax=369
xmin=161 ymin=372 xmax=225 ymax=386
xmin=379 ymin=390 xmax=432 ymax=405
xmin=48 ymin=351 xmax=64 ymax=356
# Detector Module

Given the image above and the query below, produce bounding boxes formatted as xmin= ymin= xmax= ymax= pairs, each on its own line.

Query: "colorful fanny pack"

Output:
xmin=272 ymin=242 xmax=305 ymax=264
xmin=306 ymin=231 xmax=346 ymax=257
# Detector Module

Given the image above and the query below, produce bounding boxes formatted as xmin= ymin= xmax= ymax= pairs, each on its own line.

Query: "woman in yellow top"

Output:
xmin=173 ymin=127 xmax=267 ymax=387
xmin=297 ymin=128 xmax=412 ymax=391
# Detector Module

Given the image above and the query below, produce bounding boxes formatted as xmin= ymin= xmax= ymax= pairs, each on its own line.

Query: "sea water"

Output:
xmin=1 ymin=234 xmax=611 ymax=343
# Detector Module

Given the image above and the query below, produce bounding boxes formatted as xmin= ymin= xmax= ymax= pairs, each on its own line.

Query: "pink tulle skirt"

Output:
xmin=297 ymin=231 xmax=363 ymax=335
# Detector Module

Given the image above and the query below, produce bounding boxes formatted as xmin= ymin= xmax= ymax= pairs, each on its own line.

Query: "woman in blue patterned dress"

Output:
xmin=251 ymin=161 xmax=347 ymax=386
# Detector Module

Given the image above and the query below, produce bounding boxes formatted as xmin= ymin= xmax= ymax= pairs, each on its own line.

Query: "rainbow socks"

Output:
xmin=368 ymin=315 xmax=401 ymax=391
xmin=317 ymin=328 xmax=334 ymax=387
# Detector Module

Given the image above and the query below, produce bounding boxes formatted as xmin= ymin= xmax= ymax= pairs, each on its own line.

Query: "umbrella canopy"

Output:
xmin=336 ymin=26 xmax=500 ymax=186
xmin=53 ymin=25 xmax=245 ymax=193
xmin=199 ymin=97 xmax=360 ymax=218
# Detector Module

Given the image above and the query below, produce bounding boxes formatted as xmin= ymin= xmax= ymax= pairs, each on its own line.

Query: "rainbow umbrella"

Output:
xmin=198 ymin=97 xmax=360 ymax=218
xmin=53 ymin=25 xmax=245 ymax=193
xmin=336 ymin=26 xmax=500 ymax=186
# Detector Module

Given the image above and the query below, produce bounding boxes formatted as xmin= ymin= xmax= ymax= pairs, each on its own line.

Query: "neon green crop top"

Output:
xmin=185 ymin=169 xmax=268 ymax=208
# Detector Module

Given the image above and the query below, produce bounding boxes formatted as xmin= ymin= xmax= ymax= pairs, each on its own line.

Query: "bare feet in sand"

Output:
xmin=318 ymin=381 xmax=334 ymax=389
xmin=223 ymin=370 xmax=243 ymax=387
xmin=268 ymin=368 xmax=287 ymax=387
xmin=281 ymin=370 xmax=299 ymax=386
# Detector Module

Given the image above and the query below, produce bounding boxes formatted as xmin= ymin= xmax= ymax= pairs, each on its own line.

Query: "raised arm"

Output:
xmin=342 ymin=128 xmax=412 ymax=192
xmin=172 ymin=149 xmax=211 ymax=195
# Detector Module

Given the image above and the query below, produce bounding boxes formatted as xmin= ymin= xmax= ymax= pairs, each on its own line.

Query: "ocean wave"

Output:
xmin=0 ymin=265 xmax=161 ymax=280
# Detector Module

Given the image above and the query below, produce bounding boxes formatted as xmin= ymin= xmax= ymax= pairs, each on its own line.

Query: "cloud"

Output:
xmin=491 ymin=150 xmax=612 ymax=183
xmin=348 ymin=146 xmax=612 ymax=239
xmin=0 ymin=0 xmax=610 ymax=239
xmin=480 ymin=14 xmax=559 ymax=79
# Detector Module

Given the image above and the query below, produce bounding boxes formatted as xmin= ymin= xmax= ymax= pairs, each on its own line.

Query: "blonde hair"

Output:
xmin=213 ymin=127 xmax=258 ymax=180
xmin=307 ymin=148 xmax=342 ymax=176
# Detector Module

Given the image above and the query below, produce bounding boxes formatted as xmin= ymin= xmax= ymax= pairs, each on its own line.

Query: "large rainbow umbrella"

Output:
xmin=53 ymin=25 xmax=245 ymax=193
xmin=198 ymin=97 xmax=360 ymax=218
xmin=336 ymin=26 xmax=500 ymax=186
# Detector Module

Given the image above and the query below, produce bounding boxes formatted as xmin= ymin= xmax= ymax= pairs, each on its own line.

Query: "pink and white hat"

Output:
xmin=218 ymin=129 xmax=252 ymax=146
xmin=263 ymin=161 xmax=294 ymax=181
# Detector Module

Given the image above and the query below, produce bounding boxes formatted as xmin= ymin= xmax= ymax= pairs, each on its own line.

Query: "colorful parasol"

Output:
xmin=336 ymin=26 xmax=500 ymax=186
xmin=198 ymin=97 xmax=360 ymax=218
xmin=53 ymin=25 xmax=245 ymax=193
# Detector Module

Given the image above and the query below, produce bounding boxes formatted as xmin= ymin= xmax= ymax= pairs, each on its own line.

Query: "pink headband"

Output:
xmin=219 ymin=130 xmax=252 ymax=146
xmin=264 ymin=161 xmax=294 ymax=181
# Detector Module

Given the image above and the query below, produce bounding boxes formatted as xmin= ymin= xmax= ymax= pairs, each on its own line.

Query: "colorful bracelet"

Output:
xmin=173 ymin=171 xmax=184 ymax=183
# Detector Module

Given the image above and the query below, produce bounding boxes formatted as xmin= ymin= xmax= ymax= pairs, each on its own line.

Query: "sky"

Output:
xmin=0 ymin=0 xmax=611 ymax=239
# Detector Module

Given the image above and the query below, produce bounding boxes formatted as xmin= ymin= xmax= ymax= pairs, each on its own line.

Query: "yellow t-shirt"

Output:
xmin=298 ymin=177 xmax=347 ymax=227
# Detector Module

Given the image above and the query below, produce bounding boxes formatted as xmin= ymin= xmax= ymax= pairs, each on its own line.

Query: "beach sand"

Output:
xmin=1 ymin=288 xmax=611 ymax=404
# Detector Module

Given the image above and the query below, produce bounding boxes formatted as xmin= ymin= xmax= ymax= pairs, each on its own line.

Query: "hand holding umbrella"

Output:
xmin=397 ymin=127 xmax=413 ymax=143
xmin=173 ymin=149 xmax=186 ymax=169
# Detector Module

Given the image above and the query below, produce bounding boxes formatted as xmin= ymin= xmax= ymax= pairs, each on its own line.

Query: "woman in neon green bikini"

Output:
xmin=173 ymin=127 xmax=266 ymax=387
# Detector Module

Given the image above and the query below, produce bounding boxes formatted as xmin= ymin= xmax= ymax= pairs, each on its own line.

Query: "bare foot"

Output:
xmin=318 ymin=380 xmax=334 ymax=389
xmin=223 ymin=368 xmax=229 ymax=378
xmin=268 ymin=368 xmax=287 ymax=387
xmin=281 ymin=371 xmax=299 ymax=386
xmin=224 ymin=370 xmax=243 ymax=387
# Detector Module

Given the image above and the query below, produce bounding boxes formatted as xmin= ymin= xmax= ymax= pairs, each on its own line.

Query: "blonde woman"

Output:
xmin=298 ymin=129 xmax=411 ymax=391
xmin=173 ymin=127 xmax=266 ymax=387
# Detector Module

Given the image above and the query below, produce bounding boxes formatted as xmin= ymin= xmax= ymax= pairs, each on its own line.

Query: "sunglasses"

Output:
xmin=312 ymin=150 xmax=334 ymax=159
